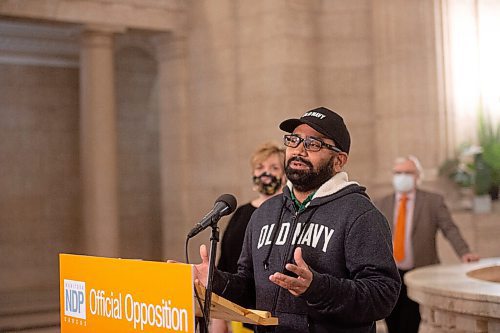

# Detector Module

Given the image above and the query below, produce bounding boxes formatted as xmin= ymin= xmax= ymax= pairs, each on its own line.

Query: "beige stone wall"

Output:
xmin=318 ymin=0 xmax=375 ymax=188
xmin=0 ymin=0 xmax=456 ymax=268
xmin=115 ymin=39 xmax=162 ymax=261
xmin=438 ymin=209 xmax=500 ymax=264
xmin=0 ymin=42 xmax=162 ymax=289
xmin=371 ymin=0 xmax=447 ymax=198
xmin=0 ymin=64 xmax=81 ymax=292
xmin=1 ymin=1 xmax=499 ymax=330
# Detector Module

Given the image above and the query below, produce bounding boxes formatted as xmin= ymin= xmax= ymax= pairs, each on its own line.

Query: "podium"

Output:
xmin=193 ymin=283 xmax=277 ymax=326
xmin=59 ymin=254 xmax=277 ymax=332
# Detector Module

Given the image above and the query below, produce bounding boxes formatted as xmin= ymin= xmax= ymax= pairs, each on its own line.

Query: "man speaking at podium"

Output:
xmin=194 ymin=107 xmax=401 ymax=332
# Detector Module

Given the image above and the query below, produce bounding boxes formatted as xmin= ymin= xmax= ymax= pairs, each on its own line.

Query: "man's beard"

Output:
xmin=285 ymin=155 xmax=335 ymax=193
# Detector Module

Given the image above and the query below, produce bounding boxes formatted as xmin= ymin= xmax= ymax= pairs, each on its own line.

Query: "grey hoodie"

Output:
xmin=214 ymin=172 xmax=401 ymax=332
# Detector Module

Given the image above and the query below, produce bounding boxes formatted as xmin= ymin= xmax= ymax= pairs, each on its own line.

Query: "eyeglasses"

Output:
xmin=283 ymin=134 xmax=341 ymax=153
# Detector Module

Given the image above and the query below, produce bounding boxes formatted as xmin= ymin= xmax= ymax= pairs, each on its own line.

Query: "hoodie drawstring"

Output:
xmin=262 ymin=197 xmax=287 ymax=271
xmin=269 ymin=204 xmax=320 ymax=315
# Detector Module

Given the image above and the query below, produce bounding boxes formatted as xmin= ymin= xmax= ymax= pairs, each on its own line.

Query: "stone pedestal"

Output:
xmin=406 ymin=258 xmax=500 ymax=333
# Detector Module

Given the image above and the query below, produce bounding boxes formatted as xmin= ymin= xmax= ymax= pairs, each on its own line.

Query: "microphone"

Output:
xmin=187 ymin=194 xmax=237 ymax=238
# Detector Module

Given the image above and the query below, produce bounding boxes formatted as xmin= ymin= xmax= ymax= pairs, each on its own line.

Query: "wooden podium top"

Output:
xmin=194 ymin=283 xmax=278 ymax=326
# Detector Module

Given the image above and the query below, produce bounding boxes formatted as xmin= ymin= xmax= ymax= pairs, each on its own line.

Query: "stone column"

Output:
xmin=371 ymin=0 xmax=447 ymax=196
xmin=154 ymin=33 xmax=191 ymax=261
xmin=79 ymin=26 xmax=123 ymax=257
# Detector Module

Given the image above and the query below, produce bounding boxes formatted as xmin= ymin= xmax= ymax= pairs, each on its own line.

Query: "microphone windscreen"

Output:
xmin=216 ymin=194 xmax=237 ymax=215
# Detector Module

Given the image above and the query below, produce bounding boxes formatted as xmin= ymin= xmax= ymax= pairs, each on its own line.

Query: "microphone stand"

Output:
xmin=200 ymin=219 xmax=220 ymax=333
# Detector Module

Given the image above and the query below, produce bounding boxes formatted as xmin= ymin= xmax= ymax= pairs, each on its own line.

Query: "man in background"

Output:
xmin=374 ymin=155 xmax=480 ymax=333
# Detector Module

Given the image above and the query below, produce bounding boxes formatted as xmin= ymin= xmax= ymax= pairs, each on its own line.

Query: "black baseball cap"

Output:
xmin=279 ymin=106 xmax=351 ymax=154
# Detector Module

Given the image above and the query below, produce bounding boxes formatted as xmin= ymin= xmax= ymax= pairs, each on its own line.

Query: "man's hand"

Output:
xmin=461 ymin=252 xmax=480 ymax=263
xmin=269 ymin=247 xmax=312 ymax=296
xmin=167 ymin=244 xmax=209 ymax=286
xmin=194 ymin=244 xmax=209 ymax=286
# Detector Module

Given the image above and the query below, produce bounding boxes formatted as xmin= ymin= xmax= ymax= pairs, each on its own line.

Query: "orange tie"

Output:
xmin=393 ymin=194 xmax=408 ymax=262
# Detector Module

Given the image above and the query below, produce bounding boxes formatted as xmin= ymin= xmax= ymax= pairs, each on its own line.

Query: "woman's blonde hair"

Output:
xmin=250 ymin=142 xmax=285 ymax=170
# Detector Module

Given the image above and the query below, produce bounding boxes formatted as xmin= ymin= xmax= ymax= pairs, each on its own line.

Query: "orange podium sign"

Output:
xmin=59 ymin=254 xmax=195 ymax=333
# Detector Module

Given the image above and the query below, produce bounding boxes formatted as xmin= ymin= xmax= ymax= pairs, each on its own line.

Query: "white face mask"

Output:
xmin=392 ymin=173 xmax=415 ymax=193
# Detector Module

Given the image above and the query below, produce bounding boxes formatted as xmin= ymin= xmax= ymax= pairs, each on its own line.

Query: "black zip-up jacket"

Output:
xmin=213 ymin=172 xmax=401 ymax=332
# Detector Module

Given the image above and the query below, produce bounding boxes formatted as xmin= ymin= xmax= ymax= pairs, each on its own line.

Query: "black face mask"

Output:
xmin=252 ymin=172 xmax=283 ymax=195
xmin=285 ymin=155 xmax=335 ymax=193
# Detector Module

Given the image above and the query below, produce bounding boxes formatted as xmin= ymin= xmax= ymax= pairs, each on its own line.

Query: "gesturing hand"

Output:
xmin=268 ymin=247 xmax=313 ymax=296
xmin=194 ymin=244 xmax=209 ymax=287
xmin=167 ymin=244 xmax=209 ymax=287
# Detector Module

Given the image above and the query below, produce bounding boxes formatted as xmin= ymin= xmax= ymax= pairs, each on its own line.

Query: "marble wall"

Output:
xmin=115 ymin=39 xmax=162 ymax=261
xmin=0 ymin=33 xmax=162 ymax=297
xmin=1 ymin=1 xmax=498 ymax=330
xmin=0 ymin=0 xmax=453 ymax=292
xmin=0 ymin=64 xmax=80 ymax=292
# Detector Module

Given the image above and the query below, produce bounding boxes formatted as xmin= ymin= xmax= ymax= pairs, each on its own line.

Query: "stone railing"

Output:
xmin=406 ymin=258 xmax=500 ymax=332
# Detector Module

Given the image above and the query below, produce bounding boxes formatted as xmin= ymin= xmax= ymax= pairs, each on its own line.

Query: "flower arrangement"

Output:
xmin=439 ymin=111 xmax=500 ymax=199
xmin=439 ymin=144 xmax=480 ymax=189
xmin=477 ymin=111 xmax=500 ymax=197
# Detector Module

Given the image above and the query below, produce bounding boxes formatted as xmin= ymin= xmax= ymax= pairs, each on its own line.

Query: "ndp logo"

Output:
xmin=64 ymin=279 xmax=86 ymax=320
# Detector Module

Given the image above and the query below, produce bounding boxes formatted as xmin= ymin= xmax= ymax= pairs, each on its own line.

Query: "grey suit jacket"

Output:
xmin=374 ymin=189 xmax=470 ymax=269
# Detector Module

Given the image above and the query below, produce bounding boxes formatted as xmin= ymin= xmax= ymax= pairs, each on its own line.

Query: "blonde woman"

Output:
xmin=212 ymin=143 xmax=285 ymax=333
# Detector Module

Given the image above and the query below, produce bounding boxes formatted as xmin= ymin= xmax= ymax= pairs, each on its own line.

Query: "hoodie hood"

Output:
xmin=286 ymin=171 xmax=367 ymax=208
